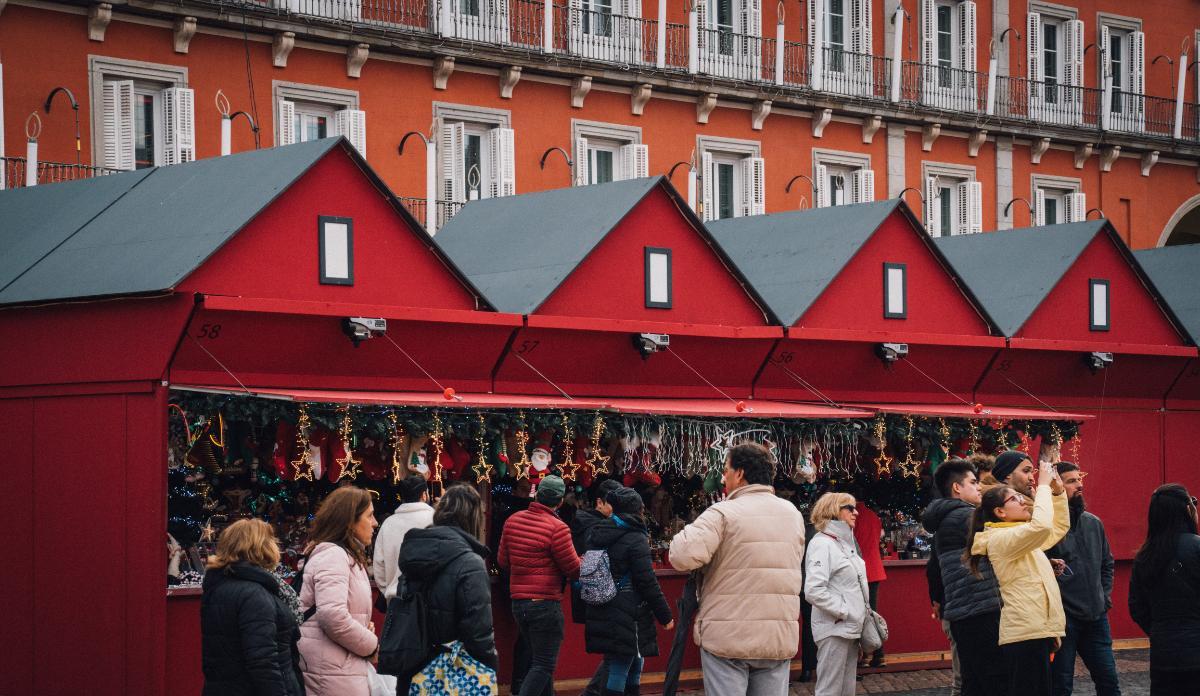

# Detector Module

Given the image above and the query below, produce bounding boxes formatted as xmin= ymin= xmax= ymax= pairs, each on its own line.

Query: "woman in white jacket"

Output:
xmin=804 ymin=492 xmax=869 ymax=696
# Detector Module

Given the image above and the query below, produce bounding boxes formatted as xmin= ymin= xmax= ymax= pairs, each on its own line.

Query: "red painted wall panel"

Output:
xmin=1165 ymin=412 xmax=1200 ymax=495
xmin=179 ymin=150 xmax=480 ymax=311
xmin=1166 ymin=360 xmax=1200 ymax=409
xmin=977 ymin=350 xmax=1188 ymax=410
xmin=534 ymin=187 xmax=770 ymax=326
xmin=797 ymin=213 xmax=993 ymax=337
xmin=0 ymin=399 xmax=35 ymax=696
xmin=126 ymin=389 xmax=169 ymax=695
xmin=1018 ymin=234 xmax=1186 ymax=347
xmin=32 ymin=395 xmax=130 ymax=694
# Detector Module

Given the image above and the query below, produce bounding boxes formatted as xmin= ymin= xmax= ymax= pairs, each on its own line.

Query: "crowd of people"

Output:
xmin=197 ymin=442 xmax=1200 ymax=696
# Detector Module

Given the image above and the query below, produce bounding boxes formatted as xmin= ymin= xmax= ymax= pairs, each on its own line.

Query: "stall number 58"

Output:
xmin=196 ymin=323 xmax=222 ymax=339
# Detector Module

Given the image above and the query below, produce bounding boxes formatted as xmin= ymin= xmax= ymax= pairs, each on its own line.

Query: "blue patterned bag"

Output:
xmin=408 ymin=641 xmax=498 ymax=696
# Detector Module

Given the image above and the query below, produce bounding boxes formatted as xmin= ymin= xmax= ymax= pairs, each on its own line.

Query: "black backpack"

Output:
xmin=376 ymin=576 xmax=434 ymax=678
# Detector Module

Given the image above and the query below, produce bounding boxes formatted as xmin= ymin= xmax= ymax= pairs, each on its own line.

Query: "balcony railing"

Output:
xmin=192 ymin=0 xmax=1200 ymax=144
xmin=0 ymin=157 xmax=120 ymax=189
xmin=398 ymin=196 xmax=466 ymax=231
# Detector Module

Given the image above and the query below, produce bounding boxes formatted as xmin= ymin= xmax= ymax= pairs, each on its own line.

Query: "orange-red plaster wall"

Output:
xmin=797 ymin=211 xmax=995 ymax=336
xmin=535 ymin=185 xmax=770 ymax=324
xmin=178 ymin=149 xmax=480 ymax=309
xmin=1016 ymin=232 xmax=1187 ymax=345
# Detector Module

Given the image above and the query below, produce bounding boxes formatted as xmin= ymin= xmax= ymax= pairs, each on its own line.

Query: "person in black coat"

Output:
xmin=398 ymin=484 xmax=498 ymax=671
xmin=571 ymin=479 xmax=623 ymax=696
xmin=1129 ymin=483 xmax=1200 ymax=696
xmin=201 ymin=519 xmax=304 ymax=696
xmin=584 ymin=487 xmax=673 ymax=696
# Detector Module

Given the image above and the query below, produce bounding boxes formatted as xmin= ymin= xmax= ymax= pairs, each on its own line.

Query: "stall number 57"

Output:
xmin=196 ymin=324 xmax=222 ymax=340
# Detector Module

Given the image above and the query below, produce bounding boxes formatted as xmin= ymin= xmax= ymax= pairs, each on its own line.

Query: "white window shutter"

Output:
xmin=814 ymin=163 xmax=829 ymax=208
xmin=925 ymin=176 xmax=940 ymax=234
xmin=853 ymin=168 xmax=875 ymax=203
xmin=959 ymin=1 xmax=977 ymax=73
xmin=856 ymin=0 xmax=872 ymax=55
xmin=332 ymin=109 xmax=367 ymax=157
xmin=440 ymin=120 xmax=465 ymax=204
xmin=807 ymin=0 xmax=820 ymax=48
xmin=919 ymin=0 xmax=936 ymax=66
xmin=740 ymin=156 xmax=765 ymax=216
xmin=102 ymin=81 xmax=135 ymax=171
xmin=701 ymin=151 xmax=715 ymax=221
xmin=967 ymin=181 xmax=982 ymax=234
xmin=1100 ymin=25 xmax=1112 ymax=82
xmin=487 ymin=126 xmax=516 ymax=198
xmin=620 ymin=143 xmax=649 ymax=179
xmin=1034 ymin=188 xmax=1046 ymax=226
xmin=1066 ymin=20 xmax=1084 ymax=89
xmin=623 ymin=0 xmax=640 ymax=18
xmin=749 ymin=0 xmax=762 ymax=38
xmin=808 ymin=0 xmax=824 ymax=87
xmin=277 ymin=100 xmax=296 ymax=147
xmin=1130 ymin=31 xmax=1146 ymax=107
xmin=160 ymin=87 xmax=195 ymax=166
xmin=1027 ymin=12 xmax=1042 ymax=82
xmin=1065 ymin=192 xmax=1086 ymax=223
xmin=493 ymin=0 xmax=511 ymax=43
xmin=574 ymin=136 xmax=590 ymax=186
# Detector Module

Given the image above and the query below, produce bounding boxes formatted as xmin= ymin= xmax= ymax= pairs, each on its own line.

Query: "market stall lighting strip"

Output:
xmin=188 ymin=334 xmax=251 ymax=394
xmin=382 ymin=334 xmax=464 ymax=401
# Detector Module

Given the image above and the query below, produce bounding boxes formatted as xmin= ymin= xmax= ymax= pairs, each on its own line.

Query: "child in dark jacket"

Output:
xmin=583 ymin=487 xmax=674 ymax=696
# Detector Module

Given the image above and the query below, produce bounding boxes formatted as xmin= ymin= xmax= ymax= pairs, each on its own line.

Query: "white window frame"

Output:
xmin=1028 ymin=2 xmax=1082 ymax=125
xmin=434 ymin=103 xmax=512 ymax=204
xmin=812 ymin=148 xmax=873 ymax=208
xmin=698 ymin=136 xmax=762 ymax=221
xmin=1031 ymin=174 xmax=1082 ymax=226
xmin=808 ymin=0 xmax=872 ymax=94
xmin=1097 ymin=14 xmax=1144 ymax=133
xmin=919 ymin=0 xmax=978 ymax=110
xmin=922 ymin=162 xmax=979 ymax=236
xmin=89 ymin=56 xmax=188 ymax=170
xmin=273 ymin=81 xmax=360 ymax=146
xmin=572 ymin=120 xmax=645 ymax=186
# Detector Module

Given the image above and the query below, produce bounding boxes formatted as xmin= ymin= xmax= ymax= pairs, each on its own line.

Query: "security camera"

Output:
xmin=633 ymin=333 xmax=670 ymax=359
xmin=342 ymin=317 xmax=387 ymax=347
xmin=876 ymin=342 xmax=909 ymax=364
xmin=1086 ymin=351 xmax=1113 ymax=372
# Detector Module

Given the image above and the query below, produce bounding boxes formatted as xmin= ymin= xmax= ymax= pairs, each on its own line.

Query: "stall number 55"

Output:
xmin=196 ymin=323 xmax=223 ymax=340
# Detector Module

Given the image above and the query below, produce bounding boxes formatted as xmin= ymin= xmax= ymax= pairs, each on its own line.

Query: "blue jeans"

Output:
xmin=512 ymin=600 xmax=565 ymax=696
xmin=603 ymin=654 xmax=643 ymax=693
xmin=1051 ymin=614 xmax=1121 ymax=696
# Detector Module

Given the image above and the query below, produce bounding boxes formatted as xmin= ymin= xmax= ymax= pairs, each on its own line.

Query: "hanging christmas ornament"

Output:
xmin=472 ymin=414 xmax=494 ymax=484
xmin=429 ymin=412 xmax=445 ymax=484
xmin=898 ymin=415 xmax=922 ymax=479
xmin=512 ymin=412 xmax=532 ymax=480
xmin=967 ymin=419 xmax=981 ymax=455
xmin=872 ymin=414 xmax=893 ymax=476
xmin=443 ymin=387 xmax=457 ymax=401
xmin=1069 ymin=433 xmax=1081 ymax=464
xmin=558 ymin=413 xmax=577 ymax=481
xmin=388 ymin=411 xmax=407 ymax=484
xmin=291 ymin=405 xmax=315 ymax=481
xmin=938 ymin=418 xmax=952 ymax=455
xmin=336 ymin=406 xmax=363 ymax=481
xmin=586 ymin=413 xmax=610 ymax=475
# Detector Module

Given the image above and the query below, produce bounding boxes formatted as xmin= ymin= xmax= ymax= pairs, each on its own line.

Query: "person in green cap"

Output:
xmin=498 ymin=475 xmax=581 ymax=696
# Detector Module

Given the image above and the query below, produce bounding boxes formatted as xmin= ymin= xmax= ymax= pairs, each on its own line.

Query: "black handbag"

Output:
xmin=376 ymin=576 xmax=435 ymax=679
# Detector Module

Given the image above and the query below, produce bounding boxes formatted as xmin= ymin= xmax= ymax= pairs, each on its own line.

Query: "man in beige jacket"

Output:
xmin=669 ymin=442 xmax=806 ymax=695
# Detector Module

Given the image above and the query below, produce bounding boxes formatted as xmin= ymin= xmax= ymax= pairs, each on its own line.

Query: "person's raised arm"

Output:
xmin=668 ymin=507 xmax=725 ymax=572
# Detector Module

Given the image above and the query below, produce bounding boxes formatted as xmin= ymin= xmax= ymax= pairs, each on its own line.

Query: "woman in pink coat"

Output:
xmin=298 ymin=486 xmax=380 ymax=696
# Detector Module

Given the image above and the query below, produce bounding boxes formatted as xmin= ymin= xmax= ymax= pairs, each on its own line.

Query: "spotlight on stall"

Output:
xmin=342 ymin=317 xmax=388 ymax=347
xmin=633 ymin=332 xmax=670 ymax=360
xmin=1085 ymin=351 xmax=1114 ymax=372
xmin=876 ymin=342 xmax=909 ymax=364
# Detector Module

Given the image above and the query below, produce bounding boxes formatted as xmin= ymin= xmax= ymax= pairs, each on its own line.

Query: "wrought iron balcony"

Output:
xmin=398 ymin=196 xmax=466 ymax=231
xmin=0 ymin=157 xmax=120 ymax=189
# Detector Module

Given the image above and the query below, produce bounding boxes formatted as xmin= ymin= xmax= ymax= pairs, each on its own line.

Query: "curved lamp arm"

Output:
xmin=1085 ymin=208 xmax=1105 ymax=220
xmin=539 ymin=146 xmax=573 ymax=170
xmin=785 ymin=173 xmax=815 ymax=194
xmin=667 ymin=160 xmax=692 ymax=180
xmin=897 ymin=186 xmax=924 ymax=203
xmin=1004 ymin=197 xmax=1034 ymax=224
xmin=42 ymin=86 xmax=81 ymax=165
xmin=398 ymin=131 xmax=431 ymax=156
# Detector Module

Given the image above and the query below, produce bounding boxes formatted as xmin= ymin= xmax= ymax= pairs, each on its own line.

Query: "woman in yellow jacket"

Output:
xmin=964 ymin=457 xmax=1070 ymax=696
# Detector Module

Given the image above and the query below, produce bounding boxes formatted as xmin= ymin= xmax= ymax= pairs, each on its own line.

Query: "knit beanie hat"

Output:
xmin=992 ymin=450 xmax=1030 ymax=483
xmin=595 ymin=478 xmax=622 ymax=501
xmin=535 ymin=475 xmax=566 ymax=505
xmin=607 ymin=486 xmax=644 ymax=516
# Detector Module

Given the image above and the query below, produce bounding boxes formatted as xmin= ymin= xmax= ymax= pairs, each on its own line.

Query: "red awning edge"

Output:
xmin=198 ymin=295 xmax=525 ymax=327
xmin=861 ymin=403 xmax=1093 ymax=421
xmin=1008 ymin=337 xmax=1197 ymax=358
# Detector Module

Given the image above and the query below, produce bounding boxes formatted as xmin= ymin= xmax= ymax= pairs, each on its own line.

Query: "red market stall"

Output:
xmin=937 ymin=222 xmax=1198 ymax=643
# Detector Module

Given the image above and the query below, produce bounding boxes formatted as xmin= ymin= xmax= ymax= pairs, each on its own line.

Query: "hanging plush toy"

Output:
xmin=529 ymin=431 xmax=554 ymax=485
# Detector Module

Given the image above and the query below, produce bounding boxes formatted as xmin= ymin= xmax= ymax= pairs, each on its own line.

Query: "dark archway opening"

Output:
xmin=1165 ymin=205 xmax=1200 ymax=246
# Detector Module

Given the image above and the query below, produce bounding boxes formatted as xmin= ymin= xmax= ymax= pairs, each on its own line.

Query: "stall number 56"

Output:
xmin=196 ymin=323 xmax=223 ymax=340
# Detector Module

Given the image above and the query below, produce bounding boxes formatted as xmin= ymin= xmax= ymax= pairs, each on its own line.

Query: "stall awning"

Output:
xmin=172 ymin=385 xmax=873 ymax=419
xmin=860 ymin=403 xmax=1093 ymax=421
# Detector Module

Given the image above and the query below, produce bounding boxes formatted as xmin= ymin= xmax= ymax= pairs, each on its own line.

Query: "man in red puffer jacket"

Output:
xmin=499 ymin=475 xmax=581 ymax=696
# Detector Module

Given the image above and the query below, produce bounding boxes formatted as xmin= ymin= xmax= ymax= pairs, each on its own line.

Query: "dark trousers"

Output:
xmin=1150 ymin=669 xmax=1200 ymax=696
xmin=951 ymin=611 xmax=1005 ymax=696
xmin=1000 ymin=638 xmax=1054 ymax=696
xmin=801 ymin=595 xmax=817 ymax=671
xmin=1051 ymin=614 xmax=1121 ymax=696
xmin=868 ymin=581 xmax=884 ymax=660
xmin=512 ymin=599 xmax=565 ymax=696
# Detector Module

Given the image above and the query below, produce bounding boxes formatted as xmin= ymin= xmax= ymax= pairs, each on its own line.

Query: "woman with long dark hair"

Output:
xmin=583 ymin=486 xmax=674 ymax=696
xmin=1130 ymin=484 xmax=1200 ymax=695
xmin=963 ymin=458 xmax=1068 ymax=696
xmin=297 ymin=486 xmax=380 ymax=696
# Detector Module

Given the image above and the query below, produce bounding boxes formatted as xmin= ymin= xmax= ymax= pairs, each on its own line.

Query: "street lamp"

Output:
xmin=42 ymin=86 xmax=80 ymax=165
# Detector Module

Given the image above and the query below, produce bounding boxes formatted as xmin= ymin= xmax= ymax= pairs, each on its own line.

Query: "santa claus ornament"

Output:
xmin=529 ymin=431 xmax=554 ymax=484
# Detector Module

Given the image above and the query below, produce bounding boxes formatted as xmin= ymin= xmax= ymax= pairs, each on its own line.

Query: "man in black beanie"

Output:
xmin=990 ymin=450 xmax=1036 ymax=497
xmin=571 ymin=479 xmax=624 ymax=696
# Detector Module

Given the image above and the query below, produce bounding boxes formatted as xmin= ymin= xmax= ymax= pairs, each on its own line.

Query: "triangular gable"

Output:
xmin=178 ymin=144 xmax=483 ymax=310
xmin=935 ymin=222 xmax=1104 ymax=336
xmin=709 ymin=201 xmax=897 ymax=326
xmin=1135 ymin=244 xmax=1200 ymax=346
xmin=534 ymin=183 xmax=772 ymax=325
xmin=1018 ymin=226 xmax=1189 ymax=346
xmin=435 ymin=177 xmax=661 ymax=314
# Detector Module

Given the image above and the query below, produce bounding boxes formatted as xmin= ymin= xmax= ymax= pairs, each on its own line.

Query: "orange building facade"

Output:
xmin=2 ymin=0 xmax=1200 ymax=248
